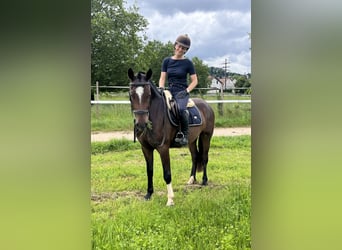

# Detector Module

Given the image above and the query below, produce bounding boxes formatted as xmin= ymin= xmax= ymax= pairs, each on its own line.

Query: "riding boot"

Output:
xmin=178 ymin=110 xmax=189 ymax=145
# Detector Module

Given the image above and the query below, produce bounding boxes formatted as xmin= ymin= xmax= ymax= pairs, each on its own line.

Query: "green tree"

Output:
xmin=210 ymin=66 xmax=226 ymax=78
xmin=135 ymin=40 xmax=174 ymax=84
xmin=234 ymin=75 xmax=251 ymax=94
xmin=192 ymin=57 xmax=210 ymax=94
xmin=91 ymin=0 xmax=147 ymax=86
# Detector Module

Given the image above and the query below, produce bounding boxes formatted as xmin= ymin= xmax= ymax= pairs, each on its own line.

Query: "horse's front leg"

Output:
xmin=158 ymin=147 xmax=174 ymax=206
xmin=142 ymin=146 xmax=154 ymax=200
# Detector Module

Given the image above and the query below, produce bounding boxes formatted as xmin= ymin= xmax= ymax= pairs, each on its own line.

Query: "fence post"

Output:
xmin=96 ymin=81 xmax=99 ymax=100
xmin=96 ymin=81 xmax=99 ymax=116
xmin=218 ymin=83 xmax=223 ymax=116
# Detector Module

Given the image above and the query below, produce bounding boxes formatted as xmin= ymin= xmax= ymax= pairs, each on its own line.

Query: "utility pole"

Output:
xmin=217 ymin=58 xmax=230 ymax=116
xmin=223 ymin=58 xmax=230 ymax=89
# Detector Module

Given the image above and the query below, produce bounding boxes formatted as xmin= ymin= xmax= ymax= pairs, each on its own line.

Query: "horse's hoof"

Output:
xmin=187 ymin=176 xmax=195 ymax=185
xmin=201 ymin=181 xmax=208 ymax=186
xmin=144 ymin=194 xmax=152 ymax=200
xmin=166 ymin=200 xmax=174 ymax=206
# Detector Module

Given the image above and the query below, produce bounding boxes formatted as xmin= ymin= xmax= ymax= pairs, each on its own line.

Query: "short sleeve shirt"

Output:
xmin=161 ymin=57 xmax=196 ymax=91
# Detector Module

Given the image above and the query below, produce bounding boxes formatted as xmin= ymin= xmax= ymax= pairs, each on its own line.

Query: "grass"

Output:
xmin=91 ymin=93 xmax=251 ymax=132
xmin=91 ymin=136 xmax=251 ymax=249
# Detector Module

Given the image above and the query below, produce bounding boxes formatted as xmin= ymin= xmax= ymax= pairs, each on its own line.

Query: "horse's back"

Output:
xmin=192 ymin=98 xmax=215 ymax=134
xmin=192 ymin=98 xmax=214 ymax=117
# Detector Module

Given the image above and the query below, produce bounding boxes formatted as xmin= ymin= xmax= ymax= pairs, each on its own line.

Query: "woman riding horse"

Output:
xmin=128 ymin=66 xmax=214 ymax=206
xmin=158 ymin=34 xmax=196 ymax=146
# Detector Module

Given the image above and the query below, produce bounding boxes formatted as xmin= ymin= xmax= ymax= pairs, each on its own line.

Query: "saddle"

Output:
xmin=163 ymin=90 xmax=202 ymax=127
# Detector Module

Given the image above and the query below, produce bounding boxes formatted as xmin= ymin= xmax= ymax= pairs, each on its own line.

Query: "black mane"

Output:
xmin=149 ymin=80 xmax=162 ymax=98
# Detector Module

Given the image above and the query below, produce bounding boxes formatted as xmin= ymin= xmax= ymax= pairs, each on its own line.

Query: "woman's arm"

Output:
xmin=159 ymin=71 xmax=167 ymax=88
xmin=186 ymin=74 xmax=198 ymax=93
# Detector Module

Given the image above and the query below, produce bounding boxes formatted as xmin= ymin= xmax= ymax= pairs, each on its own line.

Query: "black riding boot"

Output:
xmin=176 ymin=110 xmax=189 ymax=146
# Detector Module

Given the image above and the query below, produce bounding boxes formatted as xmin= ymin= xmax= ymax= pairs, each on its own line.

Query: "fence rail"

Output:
xmin=91 ymin=99 xmax=251 ymax=105
xmin=91 ymin=86 xmax=250 ymax=91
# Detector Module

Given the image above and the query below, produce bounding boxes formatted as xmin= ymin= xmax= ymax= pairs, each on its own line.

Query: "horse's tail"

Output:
xmin=196 ymin=136 xmax=204 ymax=172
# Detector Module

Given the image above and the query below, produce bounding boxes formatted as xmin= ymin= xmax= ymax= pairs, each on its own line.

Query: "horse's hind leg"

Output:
xmin=187 ymin=138 xmax=199 ymax=185
xmin=199 ymin=133 xmax=212 ymax=186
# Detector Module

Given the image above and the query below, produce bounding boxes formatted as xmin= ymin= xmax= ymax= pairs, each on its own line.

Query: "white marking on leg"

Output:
xmin=187 ymin=176 xmax=195 ymax=185
xmin=135 ymin=86 xmax=144 ymax=104
xmin=166 ymin=183 xmax=174 ymax=206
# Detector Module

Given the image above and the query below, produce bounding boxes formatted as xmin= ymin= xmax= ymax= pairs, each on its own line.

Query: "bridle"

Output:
xmin=129 ymin=81 xmax=150 ymax=117
xmin=129 ymin=80 xmax=166 ymax=147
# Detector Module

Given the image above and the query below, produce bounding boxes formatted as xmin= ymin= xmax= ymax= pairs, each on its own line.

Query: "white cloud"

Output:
xmin=126 ymin=0 xmax=251 ymax=74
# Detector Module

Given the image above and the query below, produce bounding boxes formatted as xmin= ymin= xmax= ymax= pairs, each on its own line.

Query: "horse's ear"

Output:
xmin=146 ymin=69 xmax=152 ymax=81
xmin=128 ymin=68 xmax=135 ymax=81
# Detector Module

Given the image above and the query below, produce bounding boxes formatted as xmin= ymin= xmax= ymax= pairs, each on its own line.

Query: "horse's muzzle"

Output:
xmin=133 ymin=110 xmax=149 ymax=130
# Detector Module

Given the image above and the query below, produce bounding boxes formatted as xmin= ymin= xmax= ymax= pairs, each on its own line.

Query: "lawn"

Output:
xmin=91 ymin=136 xmax=251 ymax=249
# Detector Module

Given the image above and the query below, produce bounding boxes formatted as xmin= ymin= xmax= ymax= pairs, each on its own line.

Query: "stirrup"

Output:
xmin=174 ymin=132 xmax=184 ymax=142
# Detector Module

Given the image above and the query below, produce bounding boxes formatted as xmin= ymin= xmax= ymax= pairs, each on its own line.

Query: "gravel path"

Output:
xmin=91 ymin=127 xmax=251 ymax=142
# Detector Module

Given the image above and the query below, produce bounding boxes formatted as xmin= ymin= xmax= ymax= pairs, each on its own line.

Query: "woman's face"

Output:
xmin=174 ymin=43 xmax=188 ymax=56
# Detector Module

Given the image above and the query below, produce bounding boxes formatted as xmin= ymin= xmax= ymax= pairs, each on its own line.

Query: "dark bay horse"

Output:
xmin=128 ymin=68 xmax=215 ymax=206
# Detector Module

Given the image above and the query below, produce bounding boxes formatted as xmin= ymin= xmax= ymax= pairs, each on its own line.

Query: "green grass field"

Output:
xmin=91 ymin=136 xmax=251 ymax=249
xmin=91 ymin=93 xmax=251 ymax=132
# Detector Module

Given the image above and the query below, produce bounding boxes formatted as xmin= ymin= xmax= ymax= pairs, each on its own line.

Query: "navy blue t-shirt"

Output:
xmin=161 ymin=57 xmax=196 ymax=92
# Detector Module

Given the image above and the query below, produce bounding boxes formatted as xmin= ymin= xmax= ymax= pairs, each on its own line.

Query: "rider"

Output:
xmin=158 ymin=34 xmax=198 ymax=146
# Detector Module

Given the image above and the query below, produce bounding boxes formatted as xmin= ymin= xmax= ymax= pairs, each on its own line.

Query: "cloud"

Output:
xmin=126 ymin=0 xmax=251 ymax=74
xmin=134 ymin=0 xmax=250 ymax=15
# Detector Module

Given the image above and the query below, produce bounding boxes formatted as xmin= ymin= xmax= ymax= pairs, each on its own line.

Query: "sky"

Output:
xmin=125 ymin=0 xmax=251 ymax=74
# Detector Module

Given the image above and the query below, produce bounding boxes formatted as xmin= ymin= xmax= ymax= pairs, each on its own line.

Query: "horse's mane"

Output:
xmin=149 ymin=80 xmax=161 ymax=97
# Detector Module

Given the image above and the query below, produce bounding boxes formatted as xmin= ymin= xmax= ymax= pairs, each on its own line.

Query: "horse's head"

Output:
xmin=128 ymin=68 xmax=153 ymax=131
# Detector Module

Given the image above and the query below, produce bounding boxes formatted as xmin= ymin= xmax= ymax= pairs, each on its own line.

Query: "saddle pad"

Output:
xmin=188 ymin=105 xmax=202 ymax=126
xmin=167 ymin=105 xmax=202 ymax=126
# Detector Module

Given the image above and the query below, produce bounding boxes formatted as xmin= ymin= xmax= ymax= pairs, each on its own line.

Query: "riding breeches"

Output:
xmin=173 ymin=91 xmax=189 ymax=113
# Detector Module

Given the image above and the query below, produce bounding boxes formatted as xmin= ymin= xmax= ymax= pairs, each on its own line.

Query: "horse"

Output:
xmin=128 ymin=68 xmax=215 ymax=206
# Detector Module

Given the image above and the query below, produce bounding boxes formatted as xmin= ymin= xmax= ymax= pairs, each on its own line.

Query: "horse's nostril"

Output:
xmin=136 ymin=123 xmax=146 ymax=131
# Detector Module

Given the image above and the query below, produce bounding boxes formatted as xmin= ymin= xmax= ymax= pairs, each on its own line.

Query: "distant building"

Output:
xmin=207 ymin=76 xmax=236 ymax=93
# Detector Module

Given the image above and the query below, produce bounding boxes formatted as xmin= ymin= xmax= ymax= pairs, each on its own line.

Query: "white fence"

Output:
xmin=91 ymin=99 xmax=251 ymax=105
xmin=91 ymin=83 xmax=251 ymax=104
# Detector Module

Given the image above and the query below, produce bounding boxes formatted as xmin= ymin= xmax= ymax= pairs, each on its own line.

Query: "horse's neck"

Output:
xmin=150 ymin=94 xmax=163 ymax=112
xmin=148 ymin=83 xmax=169 ymax=129
xmin=149 ymin=95 xmax=166 ymax=127
xmin=149 ymin=84 xmax=163 ymax=108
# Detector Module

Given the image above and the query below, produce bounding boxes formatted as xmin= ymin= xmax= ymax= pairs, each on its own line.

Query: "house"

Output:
xmin=207 ymin=76 xmax=236 ymax=94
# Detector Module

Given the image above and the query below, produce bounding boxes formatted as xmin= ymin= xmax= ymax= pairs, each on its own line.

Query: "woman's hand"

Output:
xmin=176 ymin=90 xmax=189 ymax=99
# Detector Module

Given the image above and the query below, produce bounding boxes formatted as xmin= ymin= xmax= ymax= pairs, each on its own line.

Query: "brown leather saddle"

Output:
xmin=163 ymin=90 xmax=202 ymax=127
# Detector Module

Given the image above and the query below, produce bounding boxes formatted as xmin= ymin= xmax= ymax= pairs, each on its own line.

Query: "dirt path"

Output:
xmin=91 ymin=127 xmax=251 ymax=142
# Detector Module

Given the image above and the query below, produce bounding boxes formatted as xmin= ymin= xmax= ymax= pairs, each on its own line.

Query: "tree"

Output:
xmin=210 ymin=66 xmax=226 ymax=78
xmin=191 ymin=57 xmax=210 ymax=94
xmin=234 ymin=75 xmax=251 ymax=94
xmin=135 ymin=40 xmax=174 ymax=84
xmin=91 ymin=0 xmax=147 ymax=86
